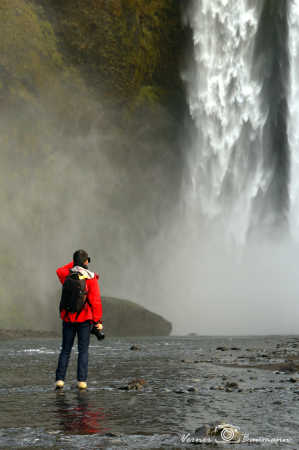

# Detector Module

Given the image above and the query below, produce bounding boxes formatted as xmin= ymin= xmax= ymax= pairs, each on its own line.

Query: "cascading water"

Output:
xmin=183 ymin=0 xmax=289 ymax=245
xmin=288 ymin=0 xmax=299 ymax=242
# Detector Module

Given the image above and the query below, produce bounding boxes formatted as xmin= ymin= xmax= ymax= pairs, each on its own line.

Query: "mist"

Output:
xmin=142 ymin=214 xmax=299 ymax=336
xmin=0 ymin=88 xmax=184 ymax=332
xmin=2 ymin=82 xmax=299 ymax=337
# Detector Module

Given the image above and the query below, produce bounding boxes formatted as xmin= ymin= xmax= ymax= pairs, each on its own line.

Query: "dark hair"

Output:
xmin=73 ymin=249 xmax=91 ymax=268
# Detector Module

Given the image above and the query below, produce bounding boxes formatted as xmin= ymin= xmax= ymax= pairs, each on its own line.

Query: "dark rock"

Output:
xmin=101 ymin=297 xmax=172 ymax=337
xmin=225 ymin=382 xmax=239 ymax=391
xmin=174 ymin=389 xmax=185 ymax=394
xmin=195 ymin=423 xmax=244 ymax=442
xmin=288 ymin=377 xmax=298 ymax=383
xmin=181 ymin=359 xmax=200 ymax=364
xmin=186 ymin=398 xmax=197 ymax=405
xmin=187 ymin=386 xmax=198 ymax=392
xmin=130 ymin=345 xmax=141 ymax=351
xmin=118 ymin=378 xmax=146 ymax=391
xmin=216 ymin=346 xmax=228 ymax=351
xmin=194 ymin=424 xmax=211 ymax=438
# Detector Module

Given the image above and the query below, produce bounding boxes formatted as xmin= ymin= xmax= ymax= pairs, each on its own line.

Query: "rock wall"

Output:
xmin=0 ymin=0 xmax=184 ymax=114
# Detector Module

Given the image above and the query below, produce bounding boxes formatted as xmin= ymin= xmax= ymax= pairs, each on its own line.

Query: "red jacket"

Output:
xmin=56 ymin=261 xmax=102 ymax=323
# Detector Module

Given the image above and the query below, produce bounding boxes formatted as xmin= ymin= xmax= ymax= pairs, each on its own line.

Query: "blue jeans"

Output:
xmin=56 ymin=320 xmax=91 ymax=382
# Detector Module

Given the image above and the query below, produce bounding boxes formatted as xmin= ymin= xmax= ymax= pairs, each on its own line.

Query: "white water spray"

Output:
xmin=288 ymin=0 xmax=299 ymax=241
xmin=183 ymin=0 xmax=272 ymax=245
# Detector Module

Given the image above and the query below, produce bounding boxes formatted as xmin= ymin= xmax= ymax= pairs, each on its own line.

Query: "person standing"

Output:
xmin=55 ymin=249 xmax=103 ymax=390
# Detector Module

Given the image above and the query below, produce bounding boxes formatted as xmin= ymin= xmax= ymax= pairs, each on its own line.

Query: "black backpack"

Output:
xmin=59 ymin=272 xmax=89 ymax=319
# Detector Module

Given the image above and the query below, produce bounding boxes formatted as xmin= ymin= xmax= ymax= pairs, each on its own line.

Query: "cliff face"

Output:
xmin=50 ymin=0 xmax=184 ymax=109
xmin=0 ymin=0 xmax=60 ymax=106
xmin=0 ymin=0 xmax=184 ymax=114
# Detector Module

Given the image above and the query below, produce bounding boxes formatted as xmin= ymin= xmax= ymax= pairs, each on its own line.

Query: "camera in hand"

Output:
xmin=91 ymin=324 xmax=105 ymax=340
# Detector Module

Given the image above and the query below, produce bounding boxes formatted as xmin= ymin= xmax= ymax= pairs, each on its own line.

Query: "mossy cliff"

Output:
xmin=51 ymin=0 xmax=183 ymax=109
xmin=0 ymin=0 xmax=184 ymax=114
xmin=0 ymin=1 xmax=75 ymax=104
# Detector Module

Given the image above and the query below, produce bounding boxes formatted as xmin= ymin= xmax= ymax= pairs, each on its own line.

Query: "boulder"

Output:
xmin=101 ymin=297 xmax=172 ymax=337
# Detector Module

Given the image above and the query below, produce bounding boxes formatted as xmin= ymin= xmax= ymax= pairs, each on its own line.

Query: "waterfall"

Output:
xmin=289 ymin=0 xmax=299 ymax=241
xmin=183 ymin=0 xmax=289 ymax=245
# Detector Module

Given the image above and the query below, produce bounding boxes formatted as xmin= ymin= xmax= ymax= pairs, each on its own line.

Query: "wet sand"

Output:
xmin=0 ymin=329 xmax=59 ymax=339
xmin=0 ymin=334 xmax=298 ymax=448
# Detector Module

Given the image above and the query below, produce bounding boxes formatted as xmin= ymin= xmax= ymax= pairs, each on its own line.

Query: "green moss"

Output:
xmin=0 ymin=0 xmax=184 ymax=116
xmin=0 ymin=0 xmax=60 ymax=101
xmin=0 ymin=0 xmax=89 ymax=119
xmin=49 ymin=0 xmax=184 ymax=111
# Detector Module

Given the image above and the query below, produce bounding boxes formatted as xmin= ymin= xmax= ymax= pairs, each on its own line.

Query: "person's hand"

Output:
xmin=95 ymin=323 xmax=103 ymax=330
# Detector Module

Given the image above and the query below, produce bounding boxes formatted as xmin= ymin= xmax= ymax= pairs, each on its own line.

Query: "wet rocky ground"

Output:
xmin=0 ymin=334 xmax=298 ymax=448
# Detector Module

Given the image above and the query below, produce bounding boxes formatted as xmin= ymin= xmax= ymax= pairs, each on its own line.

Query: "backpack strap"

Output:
xmin=74 ymin=286 xmax=91 ymax=320
xmin=61 ymin=271 xmax=72 ymax=322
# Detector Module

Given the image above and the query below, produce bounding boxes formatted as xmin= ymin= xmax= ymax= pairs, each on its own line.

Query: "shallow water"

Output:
xmin=0 ymin=335 xmax=298 ymax=448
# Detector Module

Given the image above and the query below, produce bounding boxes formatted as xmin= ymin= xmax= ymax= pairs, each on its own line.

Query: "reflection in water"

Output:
xmin=55 ymin=391 xmax=110 ymax=435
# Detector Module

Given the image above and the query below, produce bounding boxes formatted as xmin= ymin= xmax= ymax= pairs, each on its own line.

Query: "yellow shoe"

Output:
xmin=77 ymin=381 xmax=87 ymax=389
xmin=55 ymin=380 xmax=64 ymax=390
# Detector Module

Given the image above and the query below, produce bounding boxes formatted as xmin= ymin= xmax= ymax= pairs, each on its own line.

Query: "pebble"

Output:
xmin=187 ymin=386 xmax=198 ymax=392
xmin=130 ymin=345 xmax=140 ymax=351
